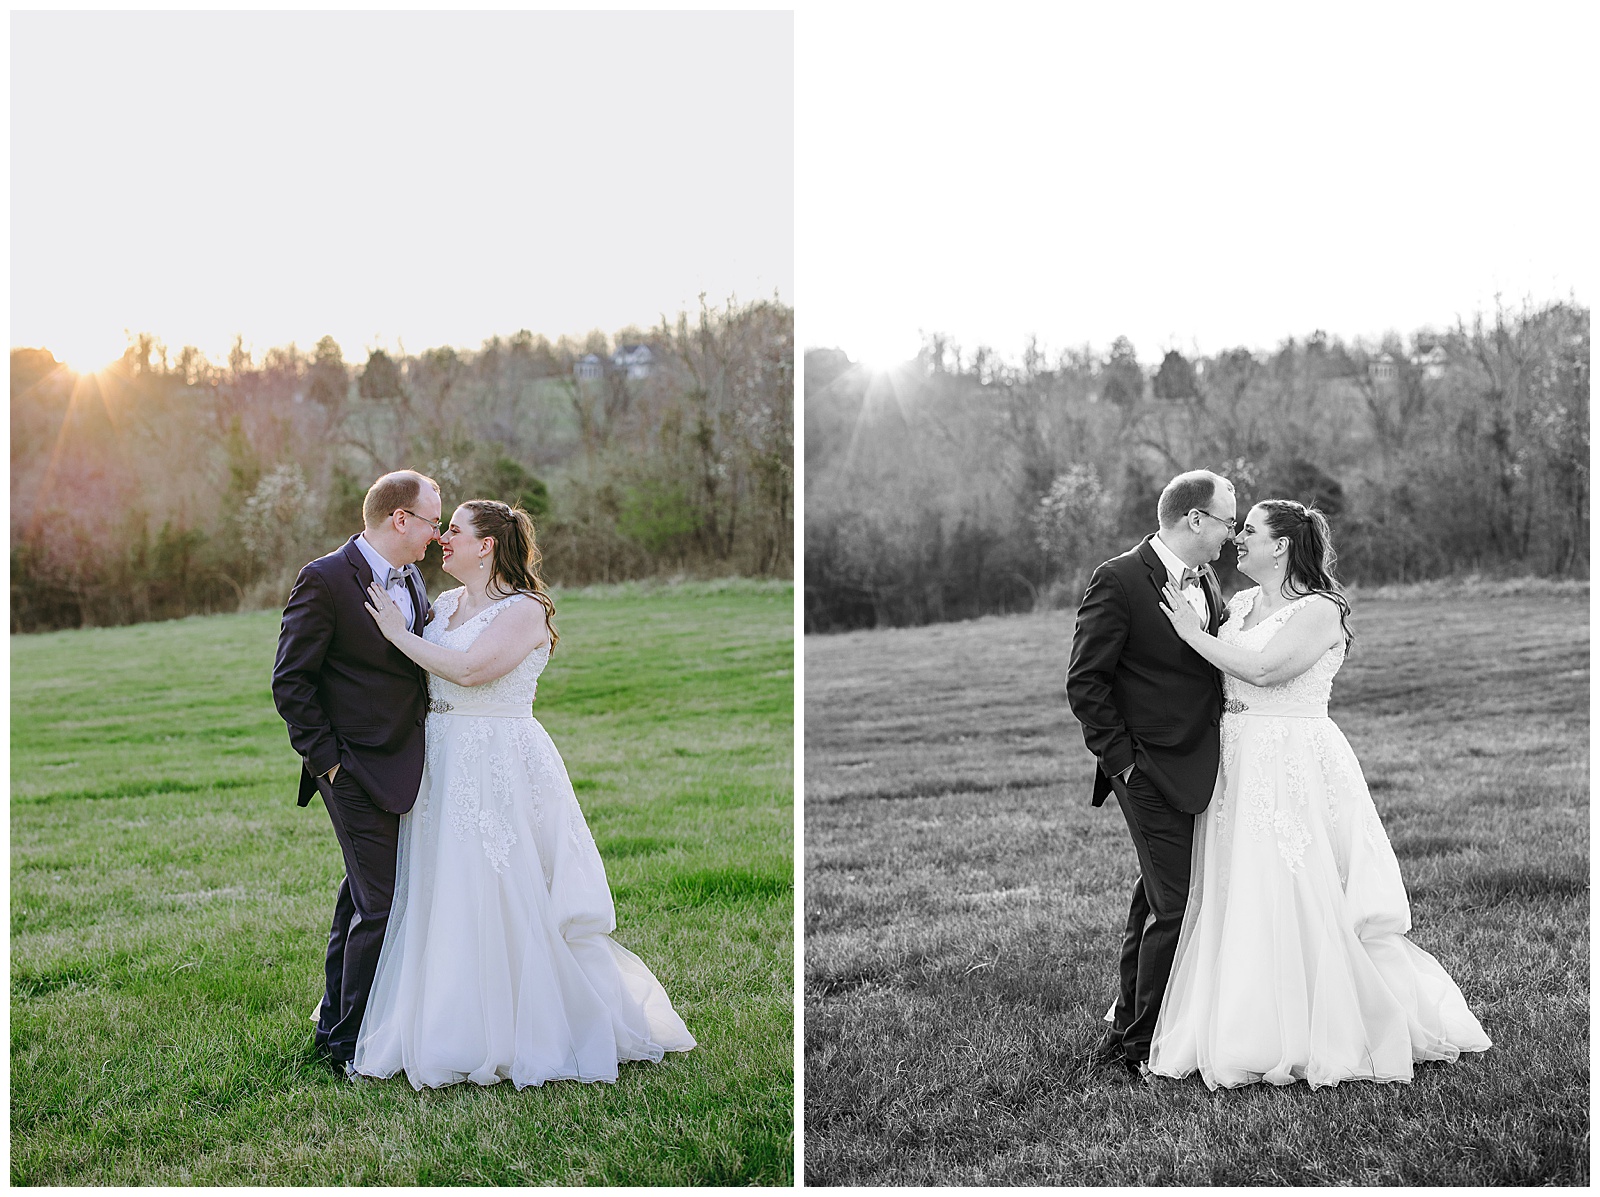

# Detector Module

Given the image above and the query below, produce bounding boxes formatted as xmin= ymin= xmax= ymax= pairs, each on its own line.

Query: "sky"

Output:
xmin=10 ymin=10 xmax=793 ymax=372
xmin=798 ymin=3 xmax=1596 ymax=367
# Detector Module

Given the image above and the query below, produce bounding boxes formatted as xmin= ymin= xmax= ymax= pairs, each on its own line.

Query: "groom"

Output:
xmin=1065 ymin=469 xmax=1234 ymax=1078
xmin=271 ymin=469 xmax=441 ymax=1075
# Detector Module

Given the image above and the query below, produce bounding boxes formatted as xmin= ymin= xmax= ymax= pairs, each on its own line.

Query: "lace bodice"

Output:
xmin=424 ymin=588 xmax=550 ymax=708
xmin=1218 ymin=588 xmax=1344 ymax=709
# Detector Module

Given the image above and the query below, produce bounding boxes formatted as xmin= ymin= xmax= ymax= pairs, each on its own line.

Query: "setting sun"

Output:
xmin=852 ymin=337 xmax=917 ymax=376
xmin=44 ymin=333 xmax=129 ymax=377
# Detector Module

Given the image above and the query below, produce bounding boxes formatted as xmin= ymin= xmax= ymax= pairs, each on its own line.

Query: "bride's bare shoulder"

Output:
xmin=1297 ymin=591 xmax=1345 ymax=617
xmin=1288 ymin=592 xmax=1346 ymax=642
xmin=496 ymin=592 xmax=552 ymax=639
xmin=496 ymin=588 xmax=553 ymax=627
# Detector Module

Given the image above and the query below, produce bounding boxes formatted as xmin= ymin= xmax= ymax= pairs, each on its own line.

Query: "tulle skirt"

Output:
xmin=353 ymin=712 xmax=695 ymax=1089
xmin=1148 ymin=711 xmax=1490 ymax=1090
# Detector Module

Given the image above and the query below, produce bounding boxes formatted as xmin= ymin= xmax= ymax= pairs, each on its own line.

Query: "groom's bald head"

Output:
xmin=363 ymin=470 xmax=440 ymax=531
xmin=1158 ymin=470 xmax=1232 ymax=531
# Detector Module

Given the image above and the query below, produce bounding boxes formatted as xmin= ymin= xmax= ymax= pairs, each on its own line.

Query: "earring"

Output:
xmin=479 ymin=558 xmax=486 ymax=571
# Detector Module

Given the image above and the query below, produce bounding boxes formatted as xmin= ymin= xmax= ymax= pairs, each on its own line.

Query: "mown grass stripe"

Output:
xmin=668 ymin=867 xmax=793 ymax=905
xmin=16 ymin=776 xmax=273 ymax=805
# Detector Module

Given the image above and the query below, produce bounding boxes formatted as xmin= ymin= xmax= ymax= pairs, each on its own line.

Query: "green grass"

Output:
xmin=804 ymin=589 xmax=1588 ymax=1185
xmin=12 ymin=585 xmax=794 ymax=1185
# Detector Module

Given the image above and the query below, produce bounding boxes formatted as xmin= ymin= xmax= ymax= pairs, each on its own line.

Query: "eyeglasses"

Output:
xmin=400 ymin=508 xmax=442 ymax=534
xmin=1192 ymin=508 xmax=1237 ymax=534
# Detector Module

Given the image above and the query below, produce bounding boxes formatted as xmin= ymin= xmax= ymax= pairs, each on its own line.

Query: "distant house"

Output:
xmin=573 ymin=345 xmax=655 ymax=381
xmin=1367 ymin=347 xmax=1448 ymax=383
xmin=1416 ymin=345 xmax=1448 ymax=380
xmin=612 ymin=344 xmax=655 ymax=379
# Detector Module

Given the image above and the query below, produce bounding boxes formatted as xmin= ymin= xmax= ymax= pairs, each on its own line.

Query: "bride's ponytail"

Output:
xmin=463 ymin=499 xmax=559 ymax=647
xmin=1260 ymin=499 xmax=1353 ymax=649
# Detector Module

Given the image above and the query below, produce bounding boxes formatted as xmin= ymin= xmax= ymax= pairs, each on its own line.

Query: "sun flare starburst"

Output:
xmin=854 ymin=351 xmax=906 ymax=376
xmin=850 ymin=334 xmax=917 ymax=377
xmin=43 ymin=333 xmax=129 ymax=378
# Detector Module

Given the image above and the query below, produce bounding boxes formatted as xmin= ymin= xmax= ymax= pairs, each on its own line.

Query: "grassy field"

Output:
xmin=804 ymin=587 xmax=1588 ymax=1185
xmin=12 ymin=581 xmax=793 ymax=1185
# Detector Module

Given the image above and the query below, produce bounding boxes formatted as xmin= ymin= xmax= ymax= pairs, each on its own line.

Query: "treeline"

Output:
xmin=805 ymin=300 xmax=1588 ymax=632
xmin=12 ymin=297 xmax=792 ymax=631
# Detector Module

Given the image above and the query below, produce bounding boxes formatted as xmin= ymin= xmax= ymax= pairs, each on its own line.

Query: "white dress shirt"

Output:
xmin=355 ymin=533 xmax=417 ymax=631
xmin=1151 ymin=533 xmax=1210 ymax=626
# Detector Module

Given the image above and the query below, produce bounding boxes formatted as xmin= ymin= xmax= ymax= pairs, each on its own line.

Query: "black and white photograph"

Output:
xmin=802 ymin=5 xmax=1589 ymax=1186
xmin=11 ymin=10 xmax=793 ymax=1185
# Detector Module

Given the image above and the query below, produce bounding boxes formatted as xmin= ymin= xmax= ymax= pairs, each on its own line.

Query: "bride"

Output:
xmin=350 ymin=498 xmax=695 ymax=1088
xmin=1147 ymin=499 xmax=1489 ymax=1089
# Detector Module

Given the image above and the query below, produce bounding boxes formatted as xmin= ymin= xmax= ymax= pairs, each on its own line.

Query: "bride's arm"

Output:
xmin=364 ymin=584 xmax=551 ymax=687
xmin=1159 ymin=583 xmax=1343 ymax=686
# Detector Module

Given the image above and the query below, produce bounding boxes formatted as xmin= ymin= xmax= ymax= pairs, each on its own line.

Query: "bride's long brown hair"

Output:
xmin=461 ymin=499 xmax=558 ymax=648
xmin=1259 ymin=499 xmax=1353 ymax=650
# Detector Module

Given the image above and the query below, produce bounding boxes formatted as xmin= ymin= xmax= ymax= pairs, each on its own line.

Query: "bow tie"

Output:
xmin=1179 ymin=568 xmax=1202 ymax=590
xmin=383 ymin=566 xmax=411 ymax=590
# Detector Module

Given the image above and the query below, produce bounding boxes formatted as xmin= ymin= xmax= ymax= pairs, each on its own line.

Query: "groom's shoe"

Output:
xmin=1090 ymin=1028 xmax=1126 ymax=1069
xmin=316 ymin=1047 xmax=353 ymax=1079
xmin=1123 ymin=1057 xmax=1154 ymax=1084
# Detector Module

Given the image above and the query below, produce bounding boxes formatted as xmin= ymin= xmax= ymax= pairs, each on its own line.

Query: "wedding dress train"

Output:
xmin=353 ymin=588 xmax=695 ymax=1088
xmin=1147 ymin=588 xmax=1490 ymax=1090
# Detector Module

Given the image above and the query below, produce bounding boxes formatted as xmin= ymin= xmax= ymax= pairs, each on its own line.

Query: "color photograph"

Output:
xmin=12 ymin=10 xmax=793 ymax=1185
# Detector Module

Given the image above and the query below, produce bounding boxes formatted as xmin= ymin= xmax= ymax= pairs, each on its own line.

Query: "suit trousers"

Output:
xmin=1108 ymin=765 xmax=1194 ymax=1064
xmin=313 ymin=768 xmax=399 ymax=1064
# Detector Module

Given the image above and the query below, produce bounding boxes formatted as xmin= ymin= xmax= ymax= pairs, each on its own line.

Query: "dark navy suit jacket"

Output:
xmin=271 ymin=535 xmax=432 ymax=814
xmin=1065 ymin=534 xmax=1226 ymax=814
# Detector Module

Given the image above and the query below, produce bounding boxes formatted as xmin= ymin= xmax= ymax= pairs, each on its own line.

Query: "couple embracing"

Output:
xmin=271 ymin=470 xmax=695 ymax=1088
xmin=1067 ymin=469 xmax=1490 ymax=1090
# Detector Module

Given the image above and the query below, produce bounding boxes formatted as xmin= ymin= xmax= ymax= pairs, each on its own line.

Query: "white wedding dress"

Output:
xmin=1148 ymin=588 xmax=1490 ymax=1090
xmin=352 ymin=588 xmax=695 ymax=1089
